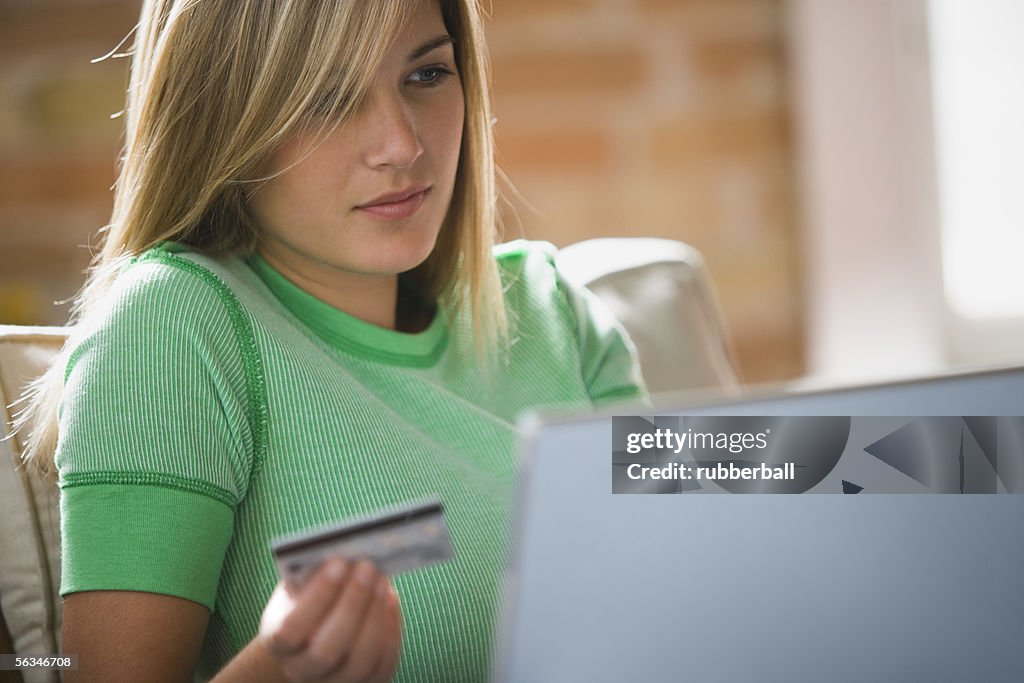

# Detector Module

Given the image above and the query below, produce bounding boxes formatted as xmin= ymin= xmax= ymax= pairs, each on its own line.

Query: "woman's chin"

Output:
xmin=354 ymin=238 xmax=440 ymax=277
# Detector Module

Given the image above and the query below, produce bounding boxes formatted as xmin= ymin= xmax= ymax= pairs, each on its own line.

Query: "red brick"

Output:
xmin=635 ymin=0 xmax=783 ymax=39
xmin=23 ymin=64 xmax=127 ymax=147
xmin=651 ymin=110 xmax=790 ymax=166
xmin=0 ymin=2 xmax=140 ymax=59
xmin=0 ymin=155 xmax=116 ymax=204
xmin=496 ymin=128 xmax=612 ymax=171
xmin=487 ymin=0 xmax=595 ymax=21
xmin=491 ymin=47 xmax=648 ymax=96
xmin=690 ymin=36 xmax=782 ymax=82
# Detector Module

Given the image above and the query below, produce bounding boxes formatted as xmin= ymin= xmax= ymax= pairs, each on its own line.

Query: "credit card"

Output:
xmin=271 ymin=498 xmax=455 ymax=587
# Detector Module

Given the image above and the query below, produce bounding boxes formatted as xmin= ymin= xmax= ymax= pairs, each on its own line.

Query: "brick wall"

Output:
xmin=0 ymin=0 xmax=136 ymax=326
xmin=488 ymin=0 xmax=803 ymax=382
xmin=0 ymin=0 xmax=803 ymax=383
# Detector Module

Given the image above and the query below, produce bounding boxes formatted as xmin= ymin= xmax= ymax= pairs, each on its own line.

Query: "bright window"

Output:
xmin=929 ymin=0 xmax=1024 ymax=320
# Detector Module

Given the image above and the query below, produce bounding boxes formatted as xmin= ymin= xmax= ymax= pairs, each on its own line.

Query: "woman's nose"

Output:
xmin=361 ymin=93 xmax=424 ymax=170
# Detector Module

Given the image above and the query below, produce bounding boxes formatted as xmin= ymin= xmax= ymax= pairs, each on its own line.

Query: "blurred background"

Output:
xmin=1 ymin=0 xmax=1021 ymax=387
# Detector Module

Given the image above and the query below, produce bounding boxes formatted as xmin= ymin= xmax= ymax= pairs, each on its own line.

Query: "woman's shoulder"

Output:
xmin=492 ymin=238 xmax=558 ymax=271
xmin=104 ymin=240 xmax=260 ymax=318
xmin=489 ymin=239 xmax=578 ymax=337
xmin=125 ymin=240 xmax=251 ymax=301
xmin=490 ymin=240 xmax=648 ymax=405
xmin=492 ymin=239 xmax=563 ymax=298
xmin=66 ymin=241 xmax=252 ymax=381
xmin=84 ymin=243 xmax=232 ymax=325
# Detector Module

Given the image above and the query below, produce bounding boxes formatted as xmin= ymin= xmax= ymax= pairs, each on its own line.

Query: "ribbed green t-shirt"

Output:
xmin=55 ymin=239 xmax=646 ymax=681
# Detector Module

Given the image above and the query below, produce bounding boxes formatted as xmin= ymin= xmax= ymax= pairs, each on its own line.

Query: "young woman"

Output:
xmin=15 ymin=0 xmax=646 ymax=680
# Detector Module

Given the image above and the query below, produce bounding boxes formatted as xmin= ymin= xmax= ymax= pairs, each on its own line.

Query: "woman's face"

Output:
xmin=248 ymin=0 xmax=464 ymax=292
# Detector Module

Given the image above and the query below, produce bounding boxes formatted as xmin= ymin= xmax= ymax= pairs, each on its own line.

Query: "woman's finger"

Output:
xmin=368 ymin=584 xmax=403 ymax=682
xmin=335 ymin=575 xmax=397 ymax=682
xmin=299 ymin=559 xmax=380 ymax=677
xmin=260 ymin=558 xmax=348 ymax=658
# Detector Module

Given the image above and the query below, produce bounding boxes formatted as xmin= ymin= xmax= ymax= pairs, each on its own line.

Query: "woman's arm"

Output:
xmin=62 ymin=559 xmax=401 ymax=683
xmin=62 ymin=591 xmax=210 ymax=683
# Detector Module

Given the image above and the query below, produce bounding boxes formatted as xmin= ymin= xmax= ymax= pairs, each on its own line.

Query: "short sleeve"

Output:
xmin=553 ymin=254 xmax=649 ymax=408
xmin=55 ymin=257 xmax=256 ymax=610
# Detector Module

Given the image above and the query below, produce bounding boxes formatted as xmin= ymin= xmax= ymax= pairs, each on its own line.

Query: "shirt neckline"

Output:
xmin=245 ymin=249 xmax=448 ymax=367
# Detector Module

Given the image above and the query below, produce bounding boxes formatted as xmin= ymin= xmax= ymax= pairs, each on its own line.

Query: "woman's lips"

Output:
xmin=356 ymin=187 xmax=430 ymax=220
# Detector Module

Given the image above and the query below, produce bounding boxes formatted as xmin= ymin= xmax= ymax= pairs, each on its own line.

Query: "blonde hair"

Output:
xmin=13 ymin=0 xmax=506 ymax=482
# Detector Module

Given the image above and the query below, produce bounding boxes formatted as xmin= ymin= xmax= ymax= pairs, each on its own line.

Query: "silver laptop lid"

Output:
xmin=496 ymin=367 xmax=1024 ymax=682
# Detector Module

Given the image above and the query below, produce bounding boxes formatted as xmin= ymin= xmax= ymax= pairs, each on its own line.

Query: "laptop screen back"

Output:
xmin=496 ymin=368 xmax=1024 ymax=682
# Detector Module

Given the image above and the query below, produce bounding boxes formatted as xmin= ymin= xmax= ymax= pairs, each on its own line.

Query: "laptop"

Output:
xmin=495 ymin=367 xmax=1024 ymax=682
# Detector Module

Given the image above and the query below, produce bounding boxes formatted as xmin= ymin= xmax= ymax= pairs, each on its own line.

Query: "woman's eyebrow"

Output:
xmin=407 ymin=35 xmax=454 ymax=62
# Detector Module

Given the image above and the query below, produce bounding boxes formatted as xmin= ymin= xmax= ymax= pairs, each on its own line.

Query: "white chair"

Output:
xmin=0 ymin=326 xmax=65 ymax=683
xmin=557 ymin=237 xmax=740 ymax=393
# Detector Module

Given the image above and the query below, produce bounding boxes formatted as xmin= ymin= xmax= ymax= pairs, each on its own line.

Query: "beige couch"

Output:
xmin=0 ymin=238 xmax=737 ymax=681
xmin=0 ymin=326 xmax=65 ymax=683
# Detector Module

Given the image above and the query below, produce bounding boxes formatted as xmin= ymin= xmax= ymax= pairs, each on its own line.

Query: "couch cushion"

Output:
xmin=556 ymin=238 xmax=740 ymax=394
xmin=0 ymin=325 xmax=66 ymax=680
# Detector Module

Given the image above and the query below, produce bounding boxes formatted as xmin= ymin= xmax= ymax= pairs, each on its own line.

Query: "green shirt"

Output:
xmin=56 ymin=239 xmax=646 ymax=681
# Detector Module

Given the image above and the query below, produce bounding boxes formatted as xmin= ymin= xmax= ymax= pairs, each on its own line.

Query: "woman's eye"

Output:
xmin=408 ymin=66 xmax=455 ymax=87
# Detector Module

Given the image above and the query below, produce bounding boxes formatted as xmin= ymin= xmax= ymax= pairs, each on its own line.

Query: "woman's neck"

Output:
xmin=255 ymin=243 xmax=400 ymax=331
xmin=395 ymin=281 xmax=436 ymax=334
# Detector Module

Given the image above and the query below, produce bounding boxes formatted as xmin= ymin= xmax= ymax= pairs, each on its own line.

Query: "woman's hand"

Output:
xmin=258 ymin=558 xmax=403 ymax=683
